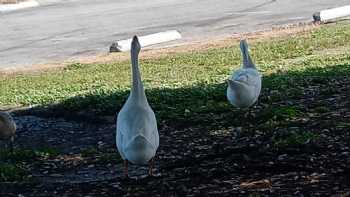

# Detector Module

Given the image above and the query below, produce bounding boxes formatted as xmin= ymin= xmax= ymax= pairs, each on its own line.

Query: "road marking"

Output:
xmin=313 ymin=5 xmax=350 ymax=22
xmin=0 ymin=0 xmax=39 ymax=12
xmin=110 ymin=30 xmax=182 ymax=52
xmin=236 ymin=11 xmax=271 ymax=14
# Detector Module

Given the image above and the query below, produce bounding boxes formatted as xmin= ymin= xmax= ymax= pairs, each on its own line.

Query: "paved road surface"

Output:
xmin=0 ymin=0 xmax=348 ymax=68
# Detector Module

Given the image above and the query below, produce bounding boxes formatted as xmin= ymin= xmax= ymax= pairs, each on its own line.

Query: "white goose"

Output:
xmin=0 ymin=111 xmax=16 ymax=152
xmin=227 ymin=40 xmax=262 ymax=108
xmin=116 ymin=36 xmax=159 ymax=177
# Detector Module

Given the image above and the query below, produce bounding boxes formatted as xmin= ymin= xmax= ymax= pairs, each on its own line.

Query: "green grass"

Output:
xmin=80 ymin=147 xmax=99 ymax=157
xmin=0 ymin=148 xmax=59 ymax=162
xmin=98 ymin=152 xmax=122 ymax=163
xmin=80 ymin=147 xmax=122 ymax=164
xmin=1 ymin=22 xmax=350 ymax=123
xmin=260 ymin=106 xmax=302 ymax=122
xmin=272 ymin=131 xmax=319 ymax=149
xmin=0 ymin=148 xmax=59 ymax=182
xmin=0 ymin=163 xmax=28 ymax=182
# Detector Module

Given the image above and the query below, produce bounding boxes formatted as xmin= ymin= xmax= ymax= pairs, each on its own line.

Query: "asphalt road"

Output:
xmin=0 ymin=0 xmax=349 ymax=68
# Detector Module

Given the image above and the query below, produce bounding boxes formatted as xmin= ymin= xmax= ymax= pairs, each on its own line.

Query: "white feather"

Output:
xmin=227 ymin=40 xmax=262 ymax=108
xmin=116 ymin=36 xmax=159 ymax=165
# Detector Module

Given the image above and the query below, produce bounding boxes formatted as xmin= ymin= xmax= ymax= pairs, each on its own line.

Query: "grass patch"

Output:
xmin=34 ymin=147 xmax=60 ymax=158
xmin=0 ymin=22 xmax=350 ymax=122
xmin=0 ymin=148 xmax=59 ymax=162
xmin=98 ymin=152 xmax=122 ymax=163
xmin=313 ymin=106 xmax=330 ymax=113
xmin=0 ymin=147 xmax=59 ymax=182
xmin=80 ymin=147 xmax=122 ymax=163
xmin=262 ymin=106 xmax=301 ymax=122
xmin=336 ymin=122 xmax=350 ymax=128
xmin=0 ymin=149 xmax=37 ymax=162
xmin=272 ymin=131 xmax=319 ymax=149
xmin=0 ymin=163 xmax=28 ymax=182
xmin=80 ymin=147 xmax=99 ymax=157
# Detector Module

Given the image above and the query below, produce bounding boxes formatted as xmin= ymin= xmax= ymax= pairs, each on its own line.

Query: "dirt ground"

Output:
xmin=1 ymin=68 xmax=349 ymax=196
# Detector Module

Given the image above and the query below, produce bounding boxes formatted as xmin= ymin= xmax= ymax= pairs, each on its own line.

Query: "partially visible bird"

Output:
xmin=116 ymin=36 xmax=159 ymax=177
xmin=227 ymin=39 xmax=262 ymax=109
xmin=0 ymin=111 xmax=16 ymax=152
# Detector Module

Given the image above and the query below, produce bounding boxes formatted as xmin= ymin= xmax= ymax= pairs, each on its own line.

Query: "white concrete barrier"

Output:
xmin=110 ymin=30 xmax=182 ymax=52
xmin=313 ymin=5 xmax=350 ymax=22
xmin=0 ymin=0 xmax=39 ymax=12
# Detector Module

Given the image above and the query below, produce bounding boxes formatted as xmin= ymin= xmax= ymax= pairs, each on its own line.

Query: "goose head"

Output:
xmin=131 ymin=36 xmax=141 ymax=56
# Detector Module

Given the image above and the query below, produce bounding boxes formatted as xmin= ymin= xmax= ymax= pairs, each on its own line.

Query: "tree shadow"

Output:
xmin=13 ymin=62 xmax=350 ymax=127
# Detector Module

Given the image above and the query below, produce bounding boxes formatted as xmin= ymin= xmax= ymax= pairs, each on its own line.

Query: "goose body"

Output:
xmin=0 ymin=111 xmax=16 ymax=150
xmin=227 ymin=40 xmax=262 ymax=108
xmin=116 ymin=36 xmax=159 ymax=175
xmin=117 ymin=101 xmax=159 ymax=165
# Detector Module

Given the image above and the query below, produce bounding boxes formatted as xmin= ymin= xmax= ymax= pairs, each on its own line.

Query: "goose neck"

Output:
xmin=131 ymin=50 xmax=147 ymax=104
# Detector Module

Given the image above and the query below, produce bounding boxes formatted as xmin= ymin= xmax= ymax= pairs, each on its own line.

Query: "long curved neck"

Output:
xmin=240 ymin=40 xmax=256 ymax=69
xmin=130 ymin=49 xmax=147 ymax=104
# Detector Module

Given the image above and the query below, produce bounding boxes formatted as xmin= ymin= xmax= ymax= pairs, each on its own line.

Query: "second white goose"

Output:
xmin=0 ymin=111 xmax=16 ymax=152
xmin=116 ymin=36 xmax=159 ymax=177
xmin=227 ymin=40 xmax=262 ymax=108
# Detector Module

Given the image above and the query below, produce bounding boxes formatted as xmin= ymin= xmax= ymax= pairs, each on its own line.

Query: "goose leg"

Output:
xmin=243 ymin=108 xmax=250 ymax=119
xmin=148 ymin=158 xmax=154 ymax=176
xmin=4 ymin=141 xmax=8 ymax=151
xmin=10 ymin=136 xmax=14 ymax=154
xmin=123 ymin=160 xmax=129 ymax=178
xmin=245 ymin=107 xmax=254 ymax=120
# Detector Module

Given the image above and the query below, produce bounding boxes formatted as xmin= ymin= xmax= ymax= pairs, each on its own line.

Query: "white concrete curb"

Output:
xmin=110 ymin=30 xmax=182 ymax=52
xmin=0 ymin=0 xmax=39 ymax=12
xmin=313 ymin=5 xmax=350 ymax=22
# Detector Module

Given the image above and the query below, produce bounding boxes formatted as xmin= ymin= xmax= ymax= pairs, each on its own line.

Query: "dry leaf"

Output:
xmin=240 ymin=179 xmax=272 ymax=190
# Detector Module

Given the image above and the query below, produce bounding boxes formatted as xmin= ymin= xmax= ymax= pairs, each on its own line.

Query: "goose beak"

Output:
xmin=131 ymin=35 xmax=141 ymax=53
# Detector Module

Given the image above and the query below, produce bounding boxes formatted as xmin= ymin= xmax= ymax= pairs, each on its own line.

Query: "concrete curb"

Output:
xmin=313 ymin=5 xmax=350 ymax=22
xmin=110 ymin=30 xmax=182 ymax=52
xmin=0 ymin=0 xmax=39 ymax=12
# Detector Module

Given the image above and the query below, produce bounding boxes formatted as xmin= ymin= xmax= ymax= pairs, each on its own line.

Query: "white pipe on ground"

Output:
xmin=110 ymin=30 xmax=182 ymax=52
xmin=0 ymin=0 xmax=39 ymax=12
xmin=313 ymin=5 xmax=350 ymax=22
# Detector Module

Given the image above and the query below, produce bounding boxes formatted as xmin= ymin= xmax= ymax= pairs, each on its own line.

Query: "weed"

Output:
xmin=98 ymin=152 xmax=122 ymax=163
xmin=0 ymin=147 xmax=59 ymax=162
xmin=0 ymin=163 xmax=27 ymax=182
xmin=260 ymin=106 xmax=301 ymax=122
xmin=272 ymin=131 xmax=318 ymax=148
xmin=81 ymin=147 xmax=98 ymax=157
